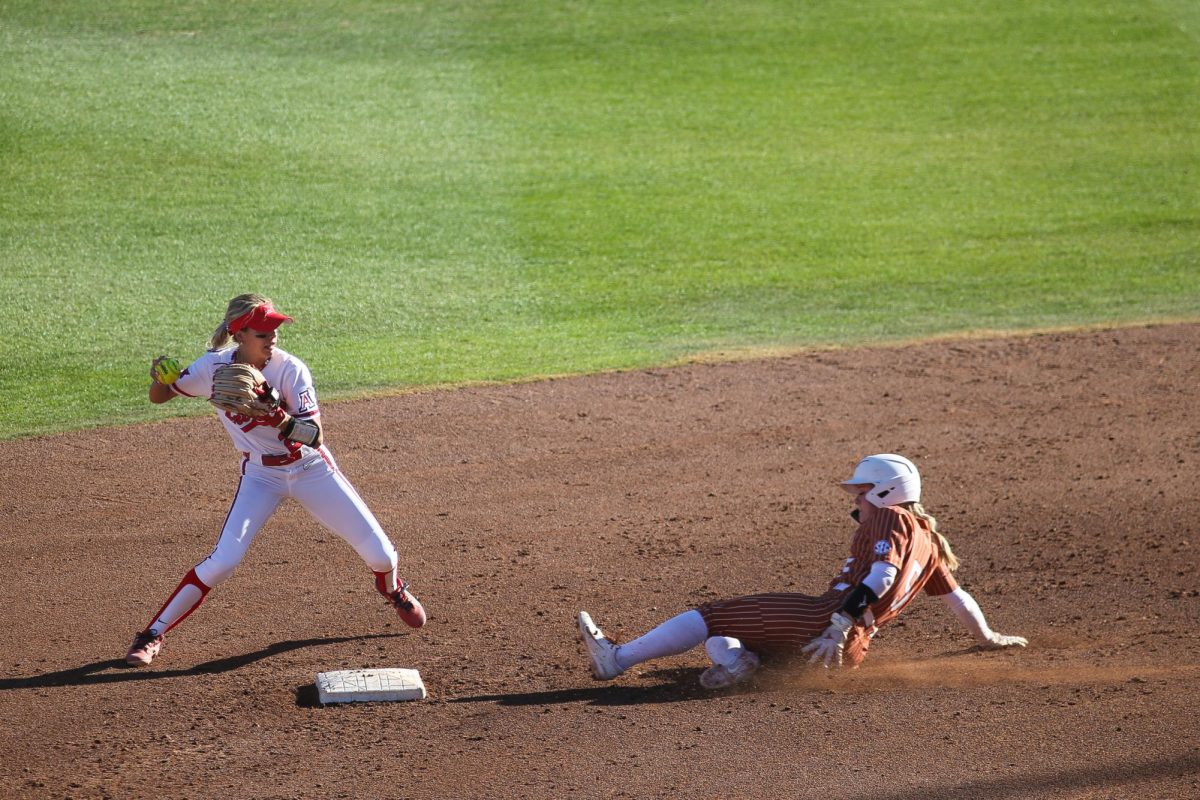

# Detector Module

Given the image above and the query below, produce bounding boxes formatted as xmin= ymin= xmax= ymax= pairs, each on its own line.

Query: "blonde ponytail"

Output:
xmin=207 ymin=321 xmax=232 ymax=351
xmin=207 ymin=293 xmax=272 ymax=350
xmin=906 ymin=502 xmax=959 ymax=572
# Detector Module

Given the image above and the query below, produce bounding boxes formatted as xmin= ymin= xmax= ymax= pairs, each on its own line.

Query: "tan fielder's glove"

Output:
xmin=801 ymin=611 xmax=855 ymax=668
xmin=209 ymin=363 xmax=279 ymax=418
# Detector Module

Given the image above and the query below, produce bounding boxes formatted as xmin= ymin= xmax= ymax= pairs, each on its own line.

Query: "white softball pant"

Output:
xmin=147 ymin=447 xmax=401 ymax=636
xmin=195 ymin=446 xmax=398 ymax=586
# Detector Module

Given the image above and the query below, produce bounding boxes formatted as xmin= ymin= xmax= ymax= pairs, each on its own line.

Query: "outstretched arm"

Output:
xmin=939 ymin=587 xmax=1027 ymax=649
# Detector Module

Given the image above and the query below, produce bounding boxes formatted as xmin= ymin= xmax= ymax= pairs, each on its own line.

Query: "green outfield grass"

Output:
xmin=1 ymin=1 xmax=1197 ymax=439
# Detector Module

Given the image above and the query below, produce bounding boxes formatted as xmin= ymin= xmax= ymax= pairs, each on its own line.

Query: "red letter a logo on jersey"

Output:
xmin=298 ymin=390 xmax=314 ymax=413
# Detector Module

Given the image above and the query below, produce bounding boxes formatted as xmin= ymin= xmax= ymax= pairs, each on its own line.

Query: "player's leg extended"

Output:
xmin=192 ymin=467 xmax=285 ymax=589
xmin=292 ymin=451 xmax=425 ymax=627
xmin=577 ymin=609 xmax=709 ymax=680
xmin=126 ymin=469 xmax=283 ymax=666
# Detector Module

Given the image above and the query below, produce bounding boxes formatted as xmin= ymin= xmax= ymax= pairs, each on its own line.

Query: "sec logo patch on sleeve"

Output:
xmin=874 ymin=540 xmax=892 ymax=556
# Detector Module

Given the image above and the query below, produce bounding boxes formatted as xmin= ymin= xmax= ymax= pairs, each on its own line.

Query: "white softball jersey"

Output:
xmin=170 ymin=347 xmax=320 ymax=461
xmin=143 ymin=346 xmax=402 ymax=635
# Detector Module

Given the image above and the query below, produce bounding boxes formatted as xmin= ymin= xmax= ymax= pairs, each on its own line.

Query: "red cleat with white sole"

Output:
xmin=389 ymin=582 xmax=426 ymax=628
xmin=125 ymin=630 xmax=164 ymax=667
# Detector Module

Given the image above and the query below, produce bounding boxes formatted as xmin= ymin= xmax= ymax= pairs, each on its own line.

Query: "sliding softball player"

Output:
xmin=126 ymin=293 xmax=425 ymax=667
xmin=579 ymin=454 xmax=1026 ymax=689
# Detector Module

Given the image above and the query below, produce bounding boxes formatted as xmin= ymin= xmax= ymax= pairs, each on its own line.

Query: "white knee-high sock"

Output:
xmin=147 ymin=568 xmax=211 ymax=636
xmin=615 ymin=610 xmax=708 ymax=670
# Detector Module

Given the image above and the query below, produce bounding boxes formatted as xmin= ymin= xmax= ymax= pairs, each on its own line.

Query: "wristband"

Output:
xmin=281 ymin=416 xmax=321 ymax=447
xmin=840 ymin=583 xmax=880 ymax=620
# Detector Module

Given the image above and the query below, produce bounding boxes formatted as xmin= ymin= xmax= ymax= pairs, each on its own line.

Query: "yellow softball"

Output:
xmin=153 ymin=357 xmax=183 ymax=385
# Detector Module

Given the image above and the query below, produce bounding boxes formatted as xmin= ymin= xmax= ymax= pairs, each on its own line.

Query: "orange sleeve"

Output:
xmin=862 ymin=507 xmax=907 ymax=569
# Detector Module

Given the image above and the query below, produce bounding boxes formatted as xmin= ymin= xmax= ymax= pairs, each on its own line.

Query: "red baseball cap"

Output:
xmin=227 ymin=303 xmax=293 ymax=334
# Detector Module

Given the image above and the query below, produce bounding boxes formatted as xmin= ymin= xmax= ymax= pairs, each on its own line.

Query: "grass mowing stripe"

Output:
xmin=486 ymin=1 xmax=1197 ymax=340
xmin=0 ymin=1 xmax=1197 ymax=440
xmin=1 ymin=5 xmax=534 ymax=434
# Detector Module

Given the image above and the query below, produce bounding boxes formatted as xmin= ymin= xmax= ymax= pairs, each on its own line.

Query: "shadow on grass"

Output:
xmin=0 ymin=633 xmax=405 ymax=691
xmin=445 ymin=667 xmax=719 ymax=707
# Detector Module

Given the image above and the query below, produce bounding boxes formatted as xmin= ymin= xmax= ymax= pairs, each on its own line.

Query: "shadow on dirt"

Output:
xmin=443 ymin=667 xmax=717 ymax=707
xmin=0 ymin=633 xmax=405 ymax=691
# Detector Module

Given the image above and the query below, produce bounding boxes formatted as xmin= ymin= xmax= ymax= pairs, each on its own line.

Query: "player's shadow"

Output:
xmin=445 ymin=667 xmax=724 ymax=707
xmin=441 ymin=650 xmax=1029 ymax=709
xmin=0 ymin=633 xmax=405 ymax=691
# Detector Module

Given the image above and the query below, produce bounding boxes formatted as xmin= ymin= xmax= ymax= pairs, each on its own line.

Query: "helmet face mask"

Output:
xmin=842 ymin=454 xmax=921 ymax=508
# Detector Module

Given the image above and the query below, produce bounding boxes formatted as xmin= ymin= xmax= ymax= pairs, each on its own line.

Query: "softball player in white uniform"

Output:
xmin=126 ymin=293 xmax=425 ymax=667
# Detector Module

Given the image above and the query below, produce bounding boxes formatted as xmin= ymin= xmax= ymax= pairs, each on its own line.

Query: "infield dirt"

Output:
xmin=1 ymin=324 xmax=1198 ymax=799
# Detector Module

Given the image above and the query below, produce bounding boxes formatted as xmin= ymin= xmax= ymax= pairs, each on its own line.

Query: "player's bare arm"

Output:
xmin=148 ymin=381 xmax=175 ymax=403
xmin=148 ymin=355 xmax=181 ymax=404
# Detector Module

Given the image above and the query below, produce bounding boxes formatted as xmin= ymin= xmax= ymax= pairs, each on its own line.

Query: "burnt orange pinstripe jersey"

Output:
xmin=836 ymin=505 xmax=950 ymax=628
xmin=698 ymin=504 xmax=957 ymax=667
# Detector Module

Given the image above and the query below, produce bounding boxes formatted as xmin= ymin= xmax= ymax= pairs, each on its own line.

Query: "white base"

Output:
xmin=315 ymin=668 xmax=427 ymax=704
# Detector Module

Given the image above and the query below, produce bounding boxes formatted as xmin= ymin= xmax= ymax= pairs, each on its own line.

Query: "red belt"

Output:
xmin=244 ymin=450 xmax=304 ymax=467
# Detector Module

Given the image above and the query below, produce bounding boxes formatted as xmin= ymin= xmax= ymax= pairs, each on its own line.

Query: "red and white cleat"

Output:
xmin=389 ymin=582 xmax=426 ymax=628
xmin=125 ymin=630 xmax=164 ymax=667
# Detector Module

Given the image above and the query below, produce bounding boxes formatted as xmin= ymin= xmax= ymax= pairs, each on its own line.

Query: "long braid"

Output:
xmin=906 ymin=502 xmax=959 ymax=572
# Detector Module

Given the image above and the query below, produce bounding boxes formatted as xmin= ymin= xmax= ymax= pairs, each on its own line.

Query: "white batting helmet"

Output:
xmin=841 ymin=454 xmax=921 ymax=507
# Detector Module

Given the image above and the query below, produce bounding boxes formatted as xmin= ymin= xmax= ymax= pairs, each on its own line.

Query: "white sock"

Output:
xmin=151 ymin=584 xmax=204 ymax=636
xmin=704 ymin=636 xmax=747 ymax=668
xmin=615 ymin=610 xmax=708 ymax=670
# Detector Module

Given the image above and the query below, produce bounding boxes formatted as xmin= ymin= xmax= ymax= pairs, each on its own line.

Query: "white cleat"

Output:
xmin=699 ymin=650 xmax=761 ymax=690
xmin=577 ymin=610 xmax=624 ymax=680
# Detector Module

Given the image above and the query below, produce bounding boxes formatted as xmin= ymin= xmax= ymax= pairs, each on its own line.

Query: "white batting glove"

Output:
xmin=980 ymin=632 xmax=1028 ymax=650
xmin=801 ymin=611 xmax=855 ymax=668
